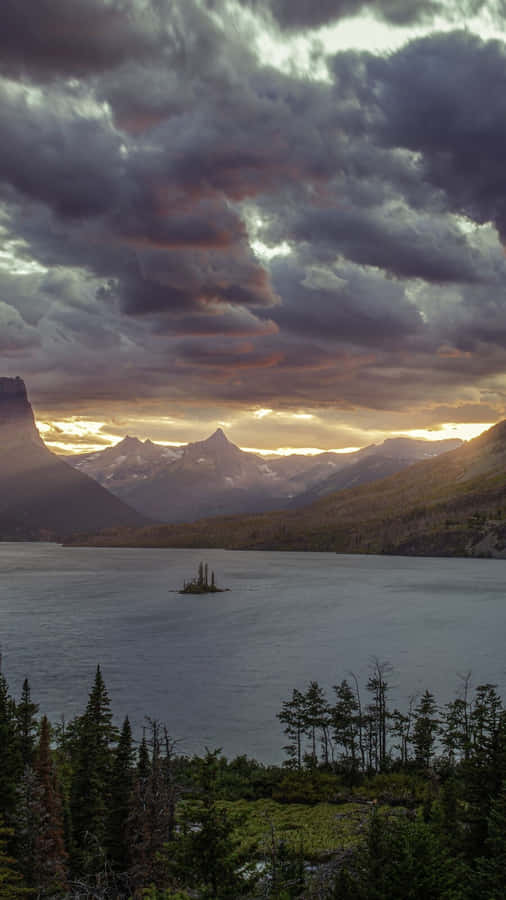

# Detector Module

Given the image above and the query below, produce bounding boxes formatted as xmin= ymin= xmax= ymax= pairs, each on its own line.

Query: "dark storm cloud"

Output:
xmin=270 ymin=257 xmax=423 ymax=346
xmin=2 ymin=0 xmax=506 ymax=428
xmin=371 ymin=31 xmax=506 ymax=239
xmin=290 ymin=204 xmax=483 ymax=284
xmin=0 ymin=83 xmax=122 ymax=219
xmin=119 ymin=243 xmax=278 ymax=316
xmin=0 ymin=0 xmax=164 ymax=79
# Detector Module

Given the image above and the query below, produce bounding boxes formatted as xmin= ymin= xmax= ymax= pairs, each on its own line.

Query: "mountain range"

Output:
xmin=0 ymin=377 xmax=145 ymax=540
xmin=67 ymin=429 xmax=461 ymax=523
xmin=68 ymin=419 xmax=506 ymax=558
xmin=3 ymin=374 xmax=494 ymax=556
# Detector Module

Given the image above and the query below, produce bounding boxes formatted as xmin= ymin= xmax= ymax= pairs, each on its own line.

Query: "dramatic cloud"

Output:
xmin=0 ymin=0 xmax=164 ymax=79
xmin=372 ymin=31 xmax=506 ymax=238
xmin=1 ymin=0 xmax=506 ymax=449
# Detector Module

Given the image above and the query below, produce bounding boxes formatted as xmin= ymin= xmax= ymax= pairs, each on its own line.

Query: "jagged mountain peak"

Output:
xmin=116 ymin=435 xmax=143 ymax=449
xmin=186 ymin=427 xmax=236 ymax=455
xmin=206 ymin=427 xmax=230 ymax=444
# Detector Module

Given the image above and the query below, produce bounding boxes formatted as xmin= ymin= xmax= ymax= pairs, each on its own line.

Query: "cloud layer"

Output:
xmin=1 ymin=0 xmax=506 ymax=447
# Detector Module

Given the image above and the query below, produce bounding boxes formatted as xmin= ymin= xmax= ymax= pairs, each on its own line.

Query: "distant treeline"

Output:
xmin=277 ymin=659 xmax=486 ymax=775
xmin=2 ymin=661 xmax=506 ymax=898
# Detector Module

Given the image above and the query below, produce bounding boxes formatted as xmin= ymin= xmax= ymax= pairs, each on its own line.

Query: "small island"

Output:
xmin=180 ymin=561 xmax=228 ymax=594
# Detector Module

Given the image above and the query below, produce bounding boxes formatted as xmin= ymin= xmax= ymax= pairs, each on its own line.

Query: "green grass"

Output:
xmin=217 ymin=799 xmax=368 ymax=862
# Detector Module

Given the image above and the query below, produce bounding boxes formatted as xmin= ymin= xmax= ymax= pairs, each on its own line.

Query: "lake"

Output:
xmin=1 ymin=542 xmax=506 ymax=762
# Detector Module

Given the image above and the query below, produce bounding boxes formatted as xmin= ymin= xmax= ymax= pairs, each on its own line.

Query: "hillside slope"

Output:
xmin=67 ymin=420 xmax=506 ymax=557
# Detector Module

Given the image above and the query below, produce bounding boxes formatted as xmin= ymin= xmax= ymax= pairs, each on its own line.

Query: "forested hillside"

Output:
xmin=2 ymin=659 xmax=506 ymax=897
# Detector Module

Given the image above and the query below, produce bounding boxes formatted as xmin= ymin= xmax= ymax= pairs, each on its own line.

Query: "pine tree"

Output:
xmin=34 ymin=716 xmax=68 ymax=895
xmin=169 ymin=750 xmax=257 ymax=899
xmin=70 ymin=666 xmax=117 ymax=874
xmin=442 ymin=673 xmax=473 ymax=764
xmin=366 ymin=660 xmax=392 ymax=773
xmin=137 ymin=731 xmax=151 ymax=781
xmin=0 ymin=820 xmax=30 ymax=900
xmin=470 ymin=684 xmax=502 ymax=754
xmin=0 ymin=675 xmax=22 ymax=820
xmin=365 ymin=809 xmax=461 ymax=900
xmin=15 ymin=680 xmax=38 ymax=770
xmin=332 ymin=679 xmax=361 ymax=780
xmin=304 ymin=681 xmax=331 ymax=767
xmin=13 ymin=767 xmax=41 ymax=887
xmin=277 ymin=689 xmax=307 ymax=769
xmin=107 ymin=716 xmax=135 ymax=873
xmin=412 ymin=690 xmax=439 ymax=769
xmin=390 ymin=695 xmax=415 ymax=769
xmin=474 ymin=780 xmax=506 ymax=899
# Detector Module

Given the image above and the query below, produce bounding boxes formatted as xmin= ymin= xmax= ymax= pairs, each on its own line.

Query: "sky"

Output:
xmin=2 ymin=0 xmax=506 ymax=454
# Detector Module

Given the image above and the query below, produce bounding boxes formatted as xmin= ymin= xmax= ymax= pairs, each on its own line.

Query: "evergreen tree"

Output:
xmin=137 ymin=730 xmax=151 ymax=779
xmin=470 ymin=684 xmax=502 ymax=754
xmin=366 ymin=660 xmax=392 ymax=772
xmin=70 ymin=666 xmax=117 ymax=873
xmin=332 ymin=679 xmax=361 ymax=780
xmin=107 ymin=716 xmax=135 ymax=873
xmin=304 ymin=681 xmax=330 ymax=767
xmin=277 ymin=689 xmax=307 ymax=770
xmin=13 ymin=767 xmax=41 ymax=887
xmin=474 ymin=779 xmax=506 ymax=899
xmin=442 ymin=673 xmax=473 ymax=764
xmin=364 ymin=808 xmax=461 ymax=900
xmin=15 ymin=680 xmax=38 ymax=770
xmin=0 ymin=821 xmax=29 ymax=900
xmin=460 ymin=708 xmax=506 ymax=862
xmin=412 ymin=690 xmax=439 ymax=769
xmin=432 ymin=775 xmax=464 ymax=858
xmin=169 ymin=750 xmax=257 ymax=899
xmin=0 ymin=676 xmax=21 ymax=820
xmin=34 ymin=716 xmax=68 ymax=895
xmin=390 ymin=700 xmax=415 ymax=770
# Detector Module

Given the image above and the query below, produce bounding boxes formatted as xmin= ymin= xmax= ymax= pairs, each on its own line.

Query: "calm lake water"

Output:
xmin=1 ymin=542 xmax=506 ymax=762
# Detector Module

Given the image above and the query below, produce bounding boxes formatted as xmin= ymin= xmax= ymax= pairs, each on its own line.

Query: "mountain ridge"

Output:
xmin=66 ymin=419 xmax=506 ymax=557
xmin=66 ymin=427 xmax=462 ymax=523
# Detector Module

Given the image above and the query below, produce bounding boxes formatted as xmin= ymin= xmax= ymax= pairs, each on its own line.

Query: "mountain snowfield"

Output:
xmin=66 ymin=426 xmax=462 ymax=523
xmin=69 ymin=418 xmax=506 ymax=558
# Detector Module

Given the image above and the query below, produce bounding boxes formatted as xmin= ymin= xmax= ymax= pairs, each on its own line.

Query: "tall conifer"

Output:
xmin=70 ymin=666 xmax=117 ymax=873
xmin=0 ymin=820 xmax=29 ymax=900
xmin=0 ymin=676 xmax=21 ymax=820
xmin=107 ymin=716 xmax=135 ymax=873
xmin=34 ymin=716 xmax=68 ymax=894
xmin=15 ymin=680 xmax=38 ymax=770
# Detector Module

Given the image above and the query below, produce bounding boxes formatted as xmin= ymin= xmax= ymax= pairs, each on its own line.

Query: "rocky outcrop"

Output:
xmin=0 ymin=377 xmax=146 ymax=539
